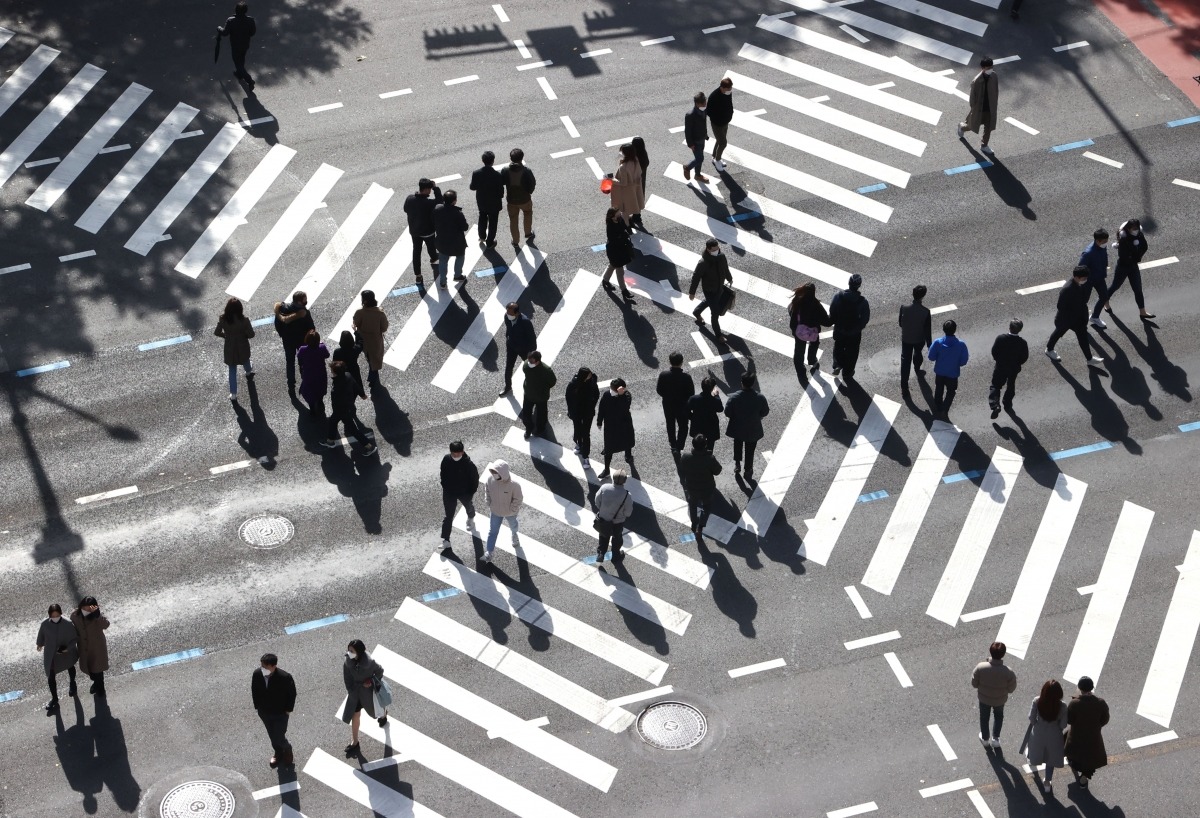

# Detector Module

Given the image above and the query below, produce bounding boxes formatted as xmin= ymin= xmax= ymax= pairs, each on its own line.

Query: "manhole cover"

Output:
xmin=238 ymin=515 xmax=294 ymax=549
xmin=636 ymin=701 xmax=707 ymax=750
xmin=160 ymin=780 xmax=236 ymax=818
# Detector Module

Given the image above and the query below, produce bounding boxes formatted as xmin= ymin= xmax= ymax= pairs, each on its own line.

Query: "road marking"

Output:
xmin=1051 ymin=138 xmax=1094 ymax=152
xmin=1082 ymin=150 xmax=1123 ymax=168
xmin=1172 ymin=178 xmax=1200 ymax=191
xmin=303 ymin=748 xmax=446 ymax=818
xmin=446 ymin=406 xmax=494 ymax=423
xmin=513 ymin=39 xmax=532 ymax=59
xmin=1179 ymin=420 xmax=1200 ymax=432
xmin=518 ymin=60 xmax=552 ymax=71
xmin=379 ymin=88 xmax=412 ymax=99
xmin=781 ymin=0 xmax=974 ymax=64
xmin=883 ymin=652 xmax=913 ymax=687
xmin=729 ymin=658 xmax=786 ymax=678
xmin=177 ymin=129 xmax=204 ymax=140
xmin=858 ymin=182 xmax=886 ymax=193
xmin=550 ymin=147 xmax=583 ymax=158
xmin=926 ymin=724 xmax=957 ymax=760
xmin=307 ymin=102 xmax=343 ymax=114
xmin=330 ymin=228 xmax=413 ymax=339
xmin=0 ymin=45 xmax=59 ymax=120
xmin=945 ymin=161 xmax=993 ymax=175
xmin=15 ymin=360 xmax=70 ymax=377
xmin=920 ymin=778 xmax=974 ymax=798
xmin=994 ymin=473 xmax=1087 ymax=659
xmin=1077 ymin=583 xmax=1098 ymax=595
xmin=845 ymin=631 xmax=900 ymax=650
xmin=1053 ymin=40 xmax=1089 ymax=52
xmin=1015 ymin=280 xmax=1061 ymax=295
xmin=98 ymin=143 xmax=131 ymax=154
xmin=131 ymin=647 xmax=203 ymax=670
xmin=873 ymin=0 xmax=988 ymax=35
xmin=75 ymin=485 xmax=139 ymax=505
xmin=444 ymin=75 xmax=480 ymax=86
xmin=0 ymin=263 xmax=31 ymax=274
xmin=641 ymin=36 xmax=676 ymax=46
xmin=536 ymin=77 xmax=557 ymax=100
xmin=238 ymin=115 xmax=275 ymax=127
xmin=558 ymin=116 xmax=581 ymax=140
xmin=582 ymin=156 xmax=605 ymax=179
xmin=138 ymin=334 xmax=192 ymax=351
xmin=1139 ymin=256 xmax=1179 ymax=270
xmin=492 ymin=3 xmax=509 ymax=22
xmin=1004 ymin=116 xmax=1039 ymax=135
xmin=840 ymin=24 xmax=870 ymax=42
xmin=284 ymin=614 xmax=347 ymax=634
xmin=1127 ymin=730 xmax=1179 ymax=749
xmin=960 ymin=605 xmax=1008 ymax=622
xmin=1167 ymin=114 xmax=1200 ymax=127
xmin=967 ymin=790 xmax=996 ymax=818
xmin=704 ymin=24 xmax=736 ymax=34
xmin=251 ymin=782 xmax=300 ymax=800
xmin=581 ymin=48 xmax=612 ymax=58
xmin=926 ymin=447 xmax=1024 ymax=626
xmin=800 ymin=395 xmax=901 ymax=564
xmin=59 ymin=250 xmax=97 ymax=262
xmin=1050 ymin=440 xmax=1113 ymax=461
xmin=1135 ymin=531 xmax=1200 ymax=727
xmin=1064 ymin=501 xmax=1153 ymax=685
xmin=209 ymin=459 xmax=253 ymax=474
xmin=24 ymin=156 xmax=60 ymax=168
xmin=828 ymin=803 xmax=877 ymax=818
xmin=608 ymin=686 xmax=674 ymax=707
xmin=488 ymin=716 xmax=548 ymax=739
xmin=845 ymin=586 xmax=873 ymax=619
xmin=288 ymin=181 xmax=394 ymax=306
xmin=429 ymin=173 xmax=460 ymax=185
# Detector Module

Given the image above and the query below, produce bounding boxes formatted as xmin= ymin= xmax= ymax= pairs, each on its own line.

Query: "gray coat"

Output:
xmin=594 ymin=483 xmax=633 ymax=525
xmin=37 ymin=617 xmax=78 ymax=675
xmin=340 ymin=654 xmax=389 ymax=723
xmin=1025 ymin=697 xmax=1068 ymax=768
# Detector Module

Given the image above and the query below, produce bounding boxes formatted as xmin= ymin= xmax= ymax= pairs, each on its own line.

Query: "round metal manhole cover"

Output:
xmin=636 ymin=701 xmax=708 ymax=750
xmin=159 ymin=780 xmax=236 ymax=818
xmin=238 ymin=515 xmax=294 ymax=549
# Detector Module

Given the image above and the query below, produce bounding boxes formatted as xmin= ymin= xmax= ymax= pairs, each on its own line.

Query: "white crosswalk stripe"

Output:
xmin=0 ymin=63 xmax=105 ymax=187
xmin=0 ymin=45 xmax=59 ymax=120
xmin=777 ymin=0 xmax=974 ymax=64
xmin=872 ymin=0 xmax=988 ymax=36
xmin=329 ymin=227 xmax=413 ymax=339
xmin=304 ymin=748 xmax=447 ymax=818
xmin=1136 ymin=531 xmax=1200 ymax=728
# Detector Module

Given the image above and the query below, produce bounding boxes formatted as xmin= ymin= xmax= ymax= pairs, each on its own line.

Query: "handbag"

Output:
xmin=718 ymin=285 xmax=736 ymax=316
xmin=600 ymin=177 xmax=613 ymax=194
xmin=793 ymin=322 xmax=819 ymax=343
xmin=592 ymin=490 xmax=630 ymax=533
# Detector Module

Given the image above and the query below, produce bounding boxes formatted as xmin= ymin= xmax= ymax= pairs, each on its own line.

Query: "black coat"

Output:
xmin=606 ymin=217 xmax=633 ymax=267
xmin=403 ymin=188 xmax=442 ymax=235
xmin=274 ymin=301 xmax=315 ymax=347
xmin=679 ymin=448 xmax=722 ymax=497
xmin=687 ymin=391 xmax=723 ymax=443
xmin=504 ymin=312 xmax=537 ymax=356
xmin=706 ymin=88 xmax=734 ymax=126
xmin=898 ymin=301 xmax=932 ymax=347
xmin=333 ymin=343 xmax=364 ymax=389
xmin=597 ymin=390 xmax=635 ymax=453
xmin=433 ymin=202 xmax=469 ymax=254
xmin=829 ymin=289 xmax=870 ymax=338
xmin=690 ymin=252 xmax=732 ymax=298
xmin=724 ymin=388 xmax=769 ymax=442
xmin=330 ymin=370 xmax=364 ymax=413
xmin=991 ymin=333 xmax=1029 ymax=372
xmin=252 ymin=667 xmax=296 ymax=714
xmin=470 ymin=165 xmax=503 ymax=213
xmin=790 ymin=297 xmax=829 ymax=332
xmin=220 ymin=15 xmax=256 ymax=50
xmin=684 ymin=106 xmax=709 ymax=147
xmin=1115 ymin=229 xmax=1148 ymax=270
xmin=656 ymin=367 xmax=695 ymax=411
xmin=441 ymin=453 xmax=480 ymax=496
xmin=565 ymin=373 xmax=600 ymax=419
xmin=1054 ymin=279 xmax=1089 ymax=329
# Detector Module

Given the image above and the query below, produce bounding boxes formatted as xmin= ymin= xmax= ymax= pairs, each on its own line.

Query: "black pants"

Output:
xmin=979 ymin=702 xmax=1004 ymax=741
xmin=327 ymin=406 xmax=370 ymax=443
xmin=441 ymin=491 xmax=477 ymax=541
xmin=598 ymin=522 xmax=625 ymax=557
xmin=686 ymin=489 xmax=713 ymax=532
xmin=48 ymin=666 xmax=77 ymax=700
xmin=412 ymin=232 xmax=438 ymax=276
xmin=259 ymin=712 xmax=293 ymax=763
xmin=664 ymin=406 xmax=689 ymax=451
xmin=934 ymin=374 xmax=959 ymax=416
xmin=231 ymin=47 xmax=253 ymax=84
xmin=478 ymin=208 xmax=501 ymax=244
xmin=733 ymin=438 xmax=757 ymax=469
xmin=1047 ymin=324 xmax=1091 ymax=360
xmin=284 ymin=342 xmax=300 ymax=388
xmin=900 ymin=342 xmax=925 ymax=382
xmin=832 ymin=333 xmax=862 ymax=377
xmin=572 ymin=414 xmax=593 ymax=457
xmin=503 ymin=348 xmax=528 ymax=390
xmin=1106 ymin=264 xmax=1145 ymax=310
xmin=693 ymin=290 xmax=722 ymax=336
xmin=521 ymin=400 xmax=548 ymax=435
xmin=88 ymin=671 xmax=105 ymax=694
xmin=794 ymin=338 xmax=819 ymax=369
xmin=989 ymin=366 xmax=1019 ymax=409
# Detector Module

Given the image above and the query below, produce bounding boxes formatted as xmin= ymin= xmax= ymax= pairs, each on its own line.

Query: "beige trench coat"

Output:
xmin=352 ymin=306 xmax=389 ymax=371
xmin=963 ymin=70 xmax=999 ymax=132
xmin=609 ymin=160 xmax=645 ymax=216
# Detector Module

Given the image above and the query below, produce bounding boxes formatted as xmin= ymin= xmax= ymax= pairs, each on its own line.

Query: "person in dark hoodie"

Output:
xmin=828 ymin=274 xmax=871 ymax=381
xmin=989 ymin=319 xmax=1029 ymax=418
xmin=928 ymin=319 xmax=969 ymax=421
xmin=656 ymin=352 xmax=695 ymax=453
xmin=690 ymin=238 xmax=733 ymax=342
xmin=706 ymin=77 xmax=734 ymax=173
xmin=321 ymin=360 xmax=376 ymax=456
xmin=565 ymin=367 xmax=600 ymax=463
xmin=679 ymin=433 xmax=722 ymax=536
xmin=469 ymin=150 xmax=503 ymax=248
xmin=433 ymin=189 xmax=470 ymax=289
xmin=688 ymin=376 xmax=724 ymax=454
xmin=274 ymin=290 xmax=315 ymax=392
xmin=217 ymin=1 xmax=257 ymax=91
xmin=403 ymin=178 xmax=442 ymax=284
xmin=332 ymin=330 xmax=364 ymax=394
xmin=439 ymin=440 xmax=480 ymax=551
xmin=1098 ymin=218 xmax=1153 ymax=322
xmin=1046 ymin=266 xmax=1105 ymax=369
xmin=1077 ymin=228 xmax=1109 ymax=328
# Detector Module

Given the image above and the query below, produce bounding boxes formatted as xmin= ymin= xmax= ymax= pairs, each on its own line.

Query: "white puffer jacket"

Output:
xmin=484 ymin=460 xmax=523 ymax=517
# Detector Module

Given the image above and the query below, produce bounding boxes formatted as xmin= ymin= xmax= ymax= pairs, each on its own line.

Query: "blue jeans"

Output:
xmin=979 ymin=702 xmax=1004 ymax=741
xmin=437 ymin=252 xmax=465 ymax=284
xmin=228 ymin=361 xmax=253 ymax=395
xmin=685 ymin=143 xmax=705 ymax=173
xmin=485 ymin=513 xmax=518 ymax=554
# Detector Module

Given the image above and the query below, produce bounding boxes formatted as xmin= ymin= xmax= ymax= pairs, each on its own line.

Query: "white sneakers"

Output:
xmin=713 ymin=159 xmax=726 ymax=172
xmin=957 ymin=124 xmax=965 ymax=138
xmin=981 ymin=145 xmax=995 ymax=156
xmin=1090 ymin=316 xmax=1107 ymax=329
xmin=438 ymin=539 xmax=450 ymax=552
xmin=482 ymin=550 xmax=493 ymax=563
xmin=1087 ymin=357 xmax=1106 ymax=368
xmin=1045 ymin=348 xmax=1062 ymax=362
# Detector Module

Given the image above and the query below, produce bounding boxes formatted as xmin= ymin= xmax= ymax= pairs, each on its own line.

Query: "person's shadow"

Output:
xmin=319 ymin=448 xmax=392 ymax=534
xmin=694 ymin=531 xmax=757 ymax=637
xmin=54 ymin=698 xmax=103 ymax=814
xmin=966 ymin=144 xmax=1036 ymax=220
xmin=233 ymin=379 xmax=280 ymax=468
xmin=91 ymin=696 xmax=141 ymax=813
xmin=369 ymin=386 xmax=413 ymax=457
xmin=1054 ymin=363 xmax=1142 ymax=455
xmin=1112 ymin=313 xmax=1191 ymax=403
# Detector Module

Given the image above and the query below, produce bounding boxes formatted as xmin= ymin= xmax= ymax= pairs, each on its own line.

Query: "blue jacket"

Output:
xmin=928 ymin=334 xmax=969 ymax=378
xmin=1077 ymin=241 xmax=1108 ymax=285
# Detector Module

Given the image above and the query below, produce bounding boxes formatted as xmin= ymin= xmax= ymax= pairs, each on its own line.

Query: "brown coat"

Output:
xmin=214 ymin=315 xmax=255 ymax=366
xmin=964 ymin=70 xmax=998 ymax=132
xmin=70 ymin=608 xmax=110 ymax=674
xmin=352 ymin=306 xmax=389 ymax=371
xmin=1065 ymin=693 xmax=1109 ymax=771
xmin=610 ymin=159 xmax=645 ymax=216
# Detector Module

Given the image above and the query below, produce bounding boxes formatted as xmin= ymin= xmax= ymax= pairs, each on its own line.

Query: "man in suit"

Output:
xmin=989 ymin=319 xmax=1029 ymax=417
xmin=683 ymin=92 xmax=709 ymax=183
xmin=433 ymin=189 xmax=469 ymax=288
xmin=251 ymin=653 xmax=296 ymax=768
xmin=656 ymin=351 xmax=695 ymax=453
xmin=498 ymin=302 xmax=536 ymax=396
xmin=218 ymin=1 xmax=257 ymax=91
xmin=403 ymin=178 xmax=442 ymax=284
xmin=470 ymin=151 xmax=504 ymax=248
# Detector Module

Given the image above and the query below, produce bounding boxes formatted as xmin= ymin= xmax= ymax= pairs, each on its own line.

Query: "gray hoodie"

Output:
xmin=484 ymin=460 xmax=523 ymax=517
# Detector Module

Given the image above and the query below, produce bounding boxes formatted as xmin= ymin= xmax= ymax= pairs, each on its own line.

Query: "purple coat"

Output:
xmin=297 ymin=342 xmax=330 ymax=406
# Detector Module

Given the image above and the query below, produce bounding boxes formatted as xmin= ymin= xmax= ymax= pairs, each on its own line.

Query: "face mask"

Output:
xmin=261 ymin=667 xmax=272 ymax=676
xmin=708 ymin=248 xmax=720 ymax=256
xmin=451 ymin=453 xmax=462 ymax=461
xmin=346 ymin=651 xmax=356 ymax=660
xmin=50 ymin=615 xmax=61 ymax=623
xmin=722 ymin=88 xmax=732 ymax=95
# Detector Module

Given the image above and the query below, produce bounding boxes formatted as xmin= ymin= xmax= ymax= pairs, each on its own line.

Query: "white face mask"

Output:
xmin=451 ymin=453 xmax=463 ymax=461
xmin=346 ymin=651 xmax=356 ymax=660
xmin=261 ymin=667 xmax=272 ymax=676
xmin=708 ymin=248 xmax=720 ymax=256
xmin=50 ymin=615 xmax=61 ymax=623
xmin=722 ymin=88 xmax=732 ymax=95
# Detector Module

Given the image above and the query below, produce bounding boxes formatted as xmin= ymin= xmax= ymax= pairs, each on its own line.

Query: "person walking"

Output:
xmin=403 ymin=178 xmax=441 ymax=284
xmin=1025 ymin=679 xmax=1069 ymax=793
xmin=439 ymin=441 xmax=479 ymax=551
xmin=656 ymin=352 xmax=695 ymax=453
xmin=296 ymin=329 xmax=330 ymax=417
xmin=989 ymin=319 xmax=1029 ymax=417
xmin=482 ymin=460 xmax=523 ymax=562
xmin=217 ymin=1 xmax=257 ymax=92
xmin=690 ymin=238 xmax=733 ymax=342
xmin=351 ymin=290 xmax=388 ymax=392
xmin=498 ymin=302 xmax=537 ymax=396
xmin=972 ymin=641 xmax=1018 ymax=748
xmin=724 ymin=372 xmax=769 ymax=479
xmin=520 ymin=351 xmax=556 ymax=440
xmin=36 ymin=603 xmax=78 ymax=712
xmin=593 ymin=469 xmax=633 ymax=562
xmin=1065 ymin=676 xmax=1109 ymax=789
xmin=251 ymin=653 xmax=296 ymax=769
xmin=602 ymin=208 xmax=634 ymax=301
xmin=609 ymin=144 xmax=646 ymax=231
xmin=957 ymin=57 xmax=998 ymax=155
xmin=500 ymin=148 xmax=537 ymax=247
xmin=597 ymin=378 xmax=635 ymax=479
xmin=683 ymin=92 xmax=710 ymax=183
xmin=565 ymin=367 xmax=600 ymax=464
xmin=333 ymin=330 xmax=364 ymax=395
xmin=433 ymin=190 xmax=470 ymax=288
xmin=707 ymin=77 xmax=734 ymax=172
xmin=928 ymin=319 xmax=969 ymax=421
xmin=630 ymin=136 xmax=650 ymax=230
xmin=215 ymin=296 xmax=255 ymax=401
xmin=321 ymin=361 xmax=377 ymax=455
xmin=898 ymin=284 xmax=932 ymax=386
xmin=828 ymin=274 xmax=871 ymax=381
xmin=679 ymin=433 xmax=722 ymax=536
xmin=340 ymin=640 xmax=391 ymax=758
xmin=1099 ymin=218 xmax=1154 ymax=321
xmin=788 ymin=282 xmax=829 ymax=376
xmin=688 ymin=376 xmax=723 ymax=453
xmin=70 ymin=597 xmax=109 ymax=698
xmin=469 ymin=150 xmax=504 ymax=248
xmin=273 ymin=290 xmax=314 ymax=392
xmin=1046 ymin=266 xmax=1105 ymax=369
xmin=1078 ymin=228 xmax=1110 ymax=328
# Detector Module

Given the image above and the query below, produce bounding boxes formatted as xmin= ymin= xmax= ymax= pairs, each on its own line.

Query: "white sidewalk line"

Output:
xmin=845 ymin=586 xmax=873 ymax=618
xmin=0 ymin=63 xmax=105 ymax=187
xmin=288 ymin=181 xmax=394 ymax=305
xmin=1126 ymin=730 xmax=1179 ymax=749
xmin=396 ymin=598 xmax=636 ymax=731
xmin=0 ymin=45 xmax=59 ymax=120
xmin=303 ymin=748 xmax=446 ymax=818
xmin=728 ymin=657 xmax=786 ymax=678
xmin=862 ymin=422 xmax=959 ymax=595
xmin=995 ymin=474 xmax=1088 ymax=658
xmin=330 ymin=227 xmax=413 ymax=339
xmin=925 ymin=448 xmax=1024 ymax=626
xmin=926 ymin=724 xmax=958 ymax=760
xmin=873 ymin=0 xmax=988 ymax=36
xmin=799 ymin=395 xmax=901 ymax=564
xmin=1136 ymin=530 xmax=1200 ymax=728
xmin=777 ymin=0 xmax=974 ymax=64
xmin=883 ymin=652 xmax=913 ymax=687
xmin=1063 ymin=501 xmax=1154 ymax=685
xmin=608 ymin=686 xmax=673 ymax=707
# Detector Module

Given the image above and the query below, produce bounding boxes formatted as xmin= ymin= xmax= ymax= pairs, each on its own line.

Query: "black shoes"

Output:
xmin=344 ymin=742 xmax=360 ymax=758
xmin=378 ymin=715 xmax=388 ymax=727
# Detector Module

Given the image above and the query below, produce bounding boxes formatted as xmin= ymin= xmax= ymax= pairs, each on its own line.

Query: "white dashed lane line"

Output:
xmin=536 ymin=77 xmax=557 ymax=100
xmin=444 ymin=75 xmax=479 ymax=86
xmin=379 ymin=88 xmax=412 ymax=99
xmin=307 ymin=102 xmax=343 ymax=114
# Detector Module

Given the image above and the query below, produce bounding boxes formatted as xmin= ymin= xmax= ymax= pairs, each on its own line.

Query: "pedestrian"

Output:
xmin=928 ymin=319 xmax=969 ymax=421
xmin=1025 ymin=679 xmax=1068 ymax=793
xmin=972 ymin=641 xmax=1017 ymax=748
xmin=482 ymin=460 xmax=523 ymax=562
xmin=597 ymin=378 xmax=635 ymax=479
xmin=69 ymin=596 xmax=109 ymax=698
xmin=403 ymin=178 xmax=441 ymax=285
xmin=788 ymin=282 xmax=829 ymax=375
xmin=500 ymin=148 xmax=536 ymax=248
xmin=217 ymin=1 xmax=257 ymax=92
xmin=214 ymin=296 xmax=255 ymax=402
xmin=333 ymin=330 xmax=364 ymax=394
xmin=433 ymin=189 xmax=470 ymax=288
xmin=898 ymin=284 xmax=932 ymax=386
xmin=322 ymin=360 xmax=377 ymax=455
xmin=1099 ymin=218 xmax=1154 ymax=321
xmin=340 ymin=640 xmax=391 ymax=759
xmin=687 ymin=376 xmax=723 ymax=453
xmin=828 ymin=274 xmax=871 ymax=381
xmin=273 ymin=290 xmax=315 ymax=392
xmin=296 ymin=329 xmax=330 ymax=417
xmin=1078 ymin=228 xmax=1110 ymax=328
xmin=630 ymin=136 xmax=650 ymax=228
xmin=36 ymin=603 xmax=78 ymax=712
xmin=251 ymin=653 xmax=296 ymax=769
xmin=724 ymin=372 xmax=769 ymax=479
xmin=439 ymin=441 xmax=479 ymax=551
xmin=989 ymin=319 xmax=1029 ymax=418
xmin=498 ymin=301 xmax=537 ymax=396
xmin=351 ymin=289 xmax=388 ymax=392
xmin=469 ymin=150 xmax=504 ymax=248
xmin=957 ymin=57 xmax=998 ymax=155
xmin=1065 ymin=676 xmax=1109 ymax=789
xmin=679 ymin=433 xmax=722 ymax=535
xmin=683 ymin=92 xmax=710 ymax=183
xmin=609 ymin=144 xmax=646 ymax=231
xmin=690 ymin=238 xmax=733 ymax=342
xmin=656 ymin=351 xmax=695 ymax=453
xmin=592 ymin=469 xmax=633 ymax=562
xmin=520 ymin=350 xmax=556 ymax=440
xmin=1046 ymin=266 xmax=1105 ymax=368
xmin=602 ymin=207 xmax=635 ymax=301
xmin=565 ymin=366 xmax=600 ymax=464
xmin=707 ymin=77 xmax=734 ymax=173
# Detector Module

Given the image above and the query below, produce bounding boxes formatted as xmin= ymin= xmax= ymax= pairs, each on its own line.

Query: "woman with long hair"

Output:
xmin=602 ymin=207 xmax=634 ymax=301
xmin=788 ymin=282 xmax=829 ymax=377
xmin=609 ymin=143 xmax=646 ymax=230
xmin=630 ymin=136 xmax=650 ymax=231
xmin=1025 ymin=679 xmax=1068 ymax=792
xmin=214 ymin=296 xmax=255 ymax=401
xmin=296 ymin=328 xmax=330 ymax=417
xmin=339 ymin=640 xmax=391 ymax=758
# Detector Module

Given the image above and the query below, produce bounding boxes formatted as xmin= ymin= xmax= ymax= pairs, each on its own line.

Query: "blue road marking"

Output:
xmin=389 ymin=285 xmax=420 ymax=297
xmin=581 ymin=555 xmax=600 ymax=565
xmin=138 ymin=334 xmax=192 ymax=352
xmin=590 ymin=244 xmax=606 ymax=252
xmin=284 ymin=614 xmax=348 ymax=635
xmin=679 ymin=533 xmax=696 ymax=543
xmin=727 ymin=211 xmax=760 ymax=223
xmin=1166 ymin=115 xmax=1200 ymax=128
xmin=1179 ymin=421 xmax=1200 ymax=433
xmin=945 ymin=161 xmax=993 ymax=175
xmin=251 ymin=316 xmax=274 ymax=327
xmin=943 ymin=469 xmax=984 ymax=484
xmin=420 ymin=588 xmax=461 ymax=603
xmin=857 ymin=183 xmax=887 ymax=194
xmin=1051 ymin=139 xmax=1094 ymax=152
xmin=1049 ymin=441 xmax=1114 ymax=461
xmin=0 ymin=690 xmax=23 ymax=703
xmin=132 ymin=647 xmax=205 ymax=670
xmin=857 ymin=490 xmax=890 ymax=503
xmin=475 ymin=265 xmax=508 ymax=277
xmin=15 ymin=360 xmax=70 ymax=377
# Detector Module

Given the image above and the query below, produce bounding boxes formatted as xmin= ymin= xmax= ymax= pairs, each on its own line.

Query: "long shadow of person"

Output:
xmin=233 ymin=379 xmax=280 ymax=468
xmin=442 ymin=547 xmax=513 ymax=645
xmin=54 ymin=698 xmax=102 ymax=814
xmin=290 ymin=391 xmax=325 ymax=450
xmin=694 ymin=532 xmax=757 ymax=638
xmin=1068 ymin=784 xmax=1128 ymax=817
xmin=364 ymin=760 xmax=415 ymax=814
xmin=240 ymin=93 xmax=279 ymax=145
xmin=319 ymin=448 xmax=392 ymax=534
xmin=601 ymin=547 xmax=671 ymax=655
xmin=1112 ymin=313 xmax=1191 ymax=403
xmin=984 ymin=747 xmax=1048 ymax=814
xmin=1092 ymin=330 xmax=1161 ymax=420
xmin=491 ymin=544 xmax=551 ymax=652
xmin=1053 ymin=364 xmax=1142 ymax=455
xmin=620 ymin=300 xmax=660 ymax=368
xmin=369 ymin=386 xmax=413 ymax=457
xmin=92 ymin=695 xmax=141 ymax=813
xmin=971 ymin=147 xmax=1036 ymax=220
